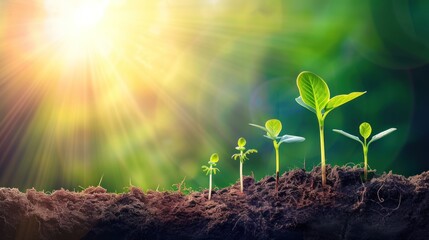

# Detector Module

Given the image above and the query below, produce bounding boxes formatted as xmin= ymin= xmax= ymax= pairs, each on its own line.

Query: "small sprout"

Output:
xmin=296 ymin=71 xmax=366 ymax=187
xmin=333 ymin=122 xmax=396 ymax=181
xmin=250 ymin=119 xmax=305 ymax=191
xmin=202 ymin=153 xmax=220 ymax=200
xmin=231 ymin=137 xmax=257 ymax=193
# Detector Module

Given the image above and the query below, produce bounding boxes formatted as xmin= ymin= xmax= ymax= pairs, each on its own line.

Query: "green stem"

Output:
xmin=319 ymin=120 xmax=326 ymax=187
xmin=240 ymin=160 xmax=243 ymax=193
xmin=363 ymin=141 xmax=368 ymax=181
xmin=209 ymin=165 xmax=213 ymax=200
xmin=273 ymin=140 xmax=280 ymax=191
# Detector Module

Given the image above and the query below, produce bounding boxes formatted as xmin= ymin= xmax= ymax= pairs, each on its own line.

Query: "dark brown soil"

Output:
xmin=1 ymin=166 xmax=429 ymax=240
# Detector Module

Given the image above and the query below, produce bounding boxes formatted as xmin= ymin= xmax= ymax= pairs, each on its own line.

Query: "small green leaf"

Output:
xmin=212 ymin=168 xmax=220 ymax=175
xmin=210 ymin=153 xmax=219 ymax=163
xmin=265 ymin=119 xmax=282 ymax=138
xmin=332 ymin=129 xmax=362 ymax=144
xmin=245 ymin=149 xmax=258 ymax=155
xmin=369 ymin=128 xmax=397 ymax=145
xmin=249 ymin=123 xmax=268 ymax=133
xmin=359 ymin=122 xmax=372 ymax=140
xmin=296 ymin=71 xmax=330 ymax=114
xmin=325 ymin=92 xmax=366 ymax=114
xmin=278 ymin=134 xmax=305 ymax=145
xmin=237 ymin=137 xmax=246 ymax=147
xmin=295 ymin=96 xmax=316 ymax=114
xmin=231 ymin=154 xmax=240 ymax=160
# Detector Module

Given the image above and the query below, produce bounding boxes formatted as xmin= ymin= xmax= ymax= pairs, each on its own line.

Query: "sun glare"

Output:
xmin=43 ymin=0 xmax=111 ymax=58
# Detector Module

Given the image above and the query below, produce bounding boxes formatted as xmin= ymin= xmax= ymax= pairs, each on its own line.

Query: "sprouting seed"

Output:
xmin=231 ymin=137 xmax=257 ymax=193
xmin=250 ymin=119 xmax=305 ymax=191
xmin=202 ymin=153 xmax=220 ymax=200
xmin=333 ymin=122 xmax=396 ymax=181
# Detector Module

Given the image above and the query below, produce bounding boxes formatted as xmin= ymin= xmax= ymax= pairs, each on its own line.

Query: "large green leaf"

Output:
xmin=325 ymin=92 xmax=366 ymax=114
xmin=295 ymin=96 xmax=316 ymax=114
xmin=296 ymin=71 xmax=330 ymax=114
xmin=359 ymin=122 xmax=372 ymax=140
xmin=265 ymin=119 xmax=282 ymax=138
xmin=369 ymin=128 xmax=397 ymax=145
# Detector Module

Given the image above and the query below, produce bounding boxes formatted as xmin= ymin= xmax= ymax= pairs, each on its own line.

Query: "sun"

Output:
xmin=43 ymin=0 xmax=112 ymax=58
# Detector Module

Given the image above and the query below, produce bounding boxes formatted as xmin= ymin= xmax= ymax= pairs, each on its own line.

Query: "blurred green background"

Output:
xmin=1 ymin=0 xmax=428 ymax=192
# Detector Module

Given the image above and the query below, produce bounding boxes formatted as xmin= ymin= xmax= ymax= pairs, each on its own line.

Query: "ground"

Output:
xmin=1 ymin=166 xmax=428 ymax=240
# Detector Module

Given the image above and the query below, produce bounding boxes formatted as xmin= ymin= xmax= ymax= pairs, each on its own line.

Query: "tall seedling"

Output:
xmin=333 ymin=122 xmax=396 ymax=181
xmin=250 ymin=119 xmax=305 ymax=191
xmin=296 ymin=71 xmax=366 ymax=187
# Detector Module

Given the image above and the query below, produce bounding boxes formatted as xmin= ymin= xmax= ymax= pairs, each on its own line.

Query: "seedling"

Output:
xmin=296 ymin=71 xmax=366 ymax=187
xmin=333 ymin=122 xmax=396 ymax=181
xmin=202 ymin=153 xmax=220 ymax=200
xmin=250 ymin=119 xmax=305 ymax=191
xmin=231 ymin=137 xmax=257 ymax=193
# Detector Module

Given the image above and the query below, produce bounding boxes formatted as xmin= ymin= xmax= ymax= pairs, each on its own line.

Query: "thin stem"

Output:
xmin=209 ymin=165 xmax=213 ymax=200
xmin=363 ymin=141 xmax=368 ymax=181
xmin=319 ymin=120 xmax=326 ymax=187
xmin=240 ymin=160 xmax=243 ymax=193
xmin=273 ymin=140 xmax=280 ymax=191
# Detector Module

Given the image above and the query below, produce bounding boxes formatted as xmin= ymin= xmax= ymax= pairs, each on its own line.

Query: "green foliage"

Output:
xmin=202 ymin=153 xmax=220 ymax=175
xmin=296 ymin=71 xmax=366 ymax=187
xmin=232 ymin=137 xmax=257 ymax=163
xmin=333 ymin=122 xmax=396 ymax=181
xmin=250 ymin=119 xmax=304 ymax=191
xmin=296 ymin=72 xmax=366 ymax=121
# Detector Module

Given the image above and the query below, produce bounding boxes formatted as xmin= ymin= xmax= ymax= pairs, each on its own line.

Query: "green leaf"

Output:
xmin=231 ymin=153 xmax=240 ymax=160
xmin=265 ymin=119 xmax=282 ymax=138
xmin=202 ymin=165 xmax=210 ymax=175
xmin=325 ymin=92 xmax=366 ymax=114
xmin=359 ymin=122 xmax=372 ymax=140
xmin=237 ymin=137 xmax=246 ymax=147
xmin=369 ymin=128 xmax=397 ymax=145
xmin=278 ymin=134 xmax=305 ymax=145
xmin=296 ymin=71 xmax=330 ymax=114
xmin=332 ymin=129 xmax=362 ymax=144
xmin=249 ymin=123 xmax=268 ymax=133
xmin=245 ymin=149 xmax=258 ymax=155
xmin=212 ymin=168 xmax=220 ymax=175
xmin=295 ymin=96 xmax=316 ymax=114
xmin=210 ymin=153 xmax=219 ymax=163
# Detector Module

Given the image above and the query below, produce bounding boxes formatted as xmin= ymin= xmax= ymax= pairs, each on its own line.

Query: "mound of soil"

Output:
xmin=1 ymin=166 xmax=429 ymax=240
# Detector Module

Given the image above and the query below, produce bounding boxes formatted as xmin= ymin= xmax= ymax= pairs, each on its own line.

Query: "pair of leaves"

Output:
xmin=249 ymin=119 xmax=305 ymax=144
xmin=232 ymin=149 xmax=258 ymax=162
xmin=333 ymin=122 xmax=397 ymax=147
xmin=201 ymin=165 xmax=220 ymax=175
xmin=296 ymin=71 xmax=366 ymax=119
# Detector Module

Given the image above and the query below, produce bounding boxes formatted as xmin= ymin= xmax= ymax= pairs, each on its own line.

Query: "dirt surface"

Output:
xmin=1 ymin=166 xmax=429 ymax=240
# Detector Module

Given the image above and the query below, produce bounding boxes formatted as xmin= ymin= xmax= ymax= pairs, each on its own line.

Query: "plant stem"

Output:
xmin=319 ymin=120 xmax=326 ymax=187
xmin=363 ymin=141 xmax=368 ymax=181
xmin=273 ymin=140 xmax=280 ymax=191
xmin=240 ymin=160 xmax=243 ymax=193
xmin=209 ymin=165 xmax=213 ymax=200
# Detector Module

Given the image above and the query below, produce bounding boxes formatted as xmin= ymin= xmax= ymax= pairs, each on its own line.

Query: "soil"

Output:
xmin=1 ymin=166 xmax=429 ymax=240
